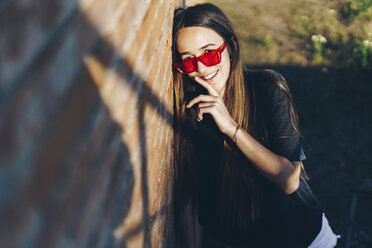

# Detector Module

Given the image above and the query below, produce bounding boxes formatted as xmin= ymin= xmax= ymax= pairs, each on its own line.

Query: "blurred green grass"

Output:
xmin=209 ymin=0 xmax=372 ymax=247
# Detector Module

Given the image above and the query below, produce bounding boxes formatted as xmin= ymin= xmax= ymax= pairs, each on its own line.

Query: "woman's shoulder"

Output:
xmin=245 ymin=68 xmax=285 ymax=83
xmin=246 ymin=68 xmax=285 ymax=82
xmin=244 ymin=68 xmax=289 ymax=102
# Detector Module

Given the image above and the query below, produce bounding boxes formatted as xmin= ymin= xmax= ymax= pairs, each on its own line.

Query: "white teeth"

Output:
xmin=203 ymin=70 xmax=218 ymax=80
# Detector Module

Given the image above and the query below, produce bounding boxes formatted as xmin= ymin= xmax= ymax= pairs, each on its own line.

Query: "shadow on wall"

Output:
xmin=0 ymin=2 xmax=177 ymax=248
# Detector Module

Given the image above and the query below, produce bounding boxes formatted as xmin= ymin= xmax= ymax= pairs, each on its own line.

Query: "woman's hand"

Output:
xmin=187 ymin=77 xmax=300 ymax=194
xmin=186 ymin=76 xmax=237 ymax=137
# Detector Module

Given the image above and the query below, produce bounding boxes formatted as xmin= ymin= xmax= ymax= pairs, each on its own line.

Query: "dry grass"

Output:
xmin=210 ymin=0 xmax=372 ymax=68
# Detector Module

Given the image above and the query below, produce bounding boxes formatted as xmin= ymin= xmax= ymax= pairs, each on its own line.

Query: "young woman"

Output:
xmin=172 ymin=3 xmax=340 ymax=248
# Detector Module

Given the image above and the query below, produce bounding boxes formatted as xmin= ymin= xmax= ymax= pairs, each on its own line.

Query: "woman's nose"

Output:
xmin=196 ymin=61 xmax=209 ymax=74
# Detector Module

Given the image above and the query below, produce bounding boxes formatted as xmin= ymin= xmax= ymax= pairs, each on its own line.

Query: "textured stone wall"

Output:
xmin=0 ymin=0 xmax=201 ymax=247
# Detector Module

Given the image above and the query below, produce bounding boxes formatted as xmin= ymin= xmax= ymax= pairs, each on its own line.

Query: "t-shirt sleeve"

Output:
xmin=265 ymin=82 xmax=307 ymax=162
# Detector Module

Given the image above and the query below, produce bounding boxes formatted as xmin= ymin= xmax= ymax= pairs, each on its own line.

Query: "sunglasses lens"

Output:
xmin=200 ymin=50 xmax=220 ymax=66
xmin=181 ymin=59 xmax=196 ymax=73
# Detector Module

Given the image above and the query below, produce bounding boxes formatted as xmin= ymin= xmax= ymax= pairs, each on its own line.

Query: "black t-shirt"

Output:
xmin=189 ymin=70 xmax=325 ymax=248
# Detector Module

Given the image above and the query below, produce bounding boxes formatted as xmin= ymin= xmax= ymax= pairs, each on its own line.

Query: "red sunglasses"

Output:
xmin=173 ymin=42 xmax=228 ymax=74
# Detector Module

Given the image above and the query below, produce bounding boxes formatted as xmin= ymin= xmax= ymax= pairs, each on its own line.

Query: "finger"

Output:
xmin=197 ymin=106 xmax=214 ymax=121
xmin=197 ymin=102 xmax=217 ymax=108
xmin=186 ymin=94 xmax=217 ymax=108
xmin=194 ymin=76 xmax=219 ymax=96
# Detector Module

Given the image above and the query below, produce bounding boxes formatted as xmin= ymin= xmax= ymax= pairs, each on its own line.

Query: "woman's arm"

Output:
xmin=186 ymin=76 xmax=302 ymax=195
xmin=225 ymin=124 xmax=302 ymax=195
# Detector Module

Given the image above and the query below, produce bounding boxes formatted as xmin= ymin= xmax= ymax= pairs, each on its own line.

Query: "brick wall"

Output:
xmin=0 ymin=0 xmax=201 ymax=247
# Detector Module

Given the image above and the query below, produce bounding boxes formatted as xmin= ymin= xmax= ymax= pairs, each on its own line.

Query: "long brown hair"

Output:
xmin=172 ymin=3 xmax=302 ymax=232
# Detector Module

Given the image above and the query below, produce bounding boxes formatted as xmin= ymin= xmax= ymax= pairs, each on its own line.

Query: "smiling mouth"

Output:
xmin=202 ymin=70 xmax=218 ymax=80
